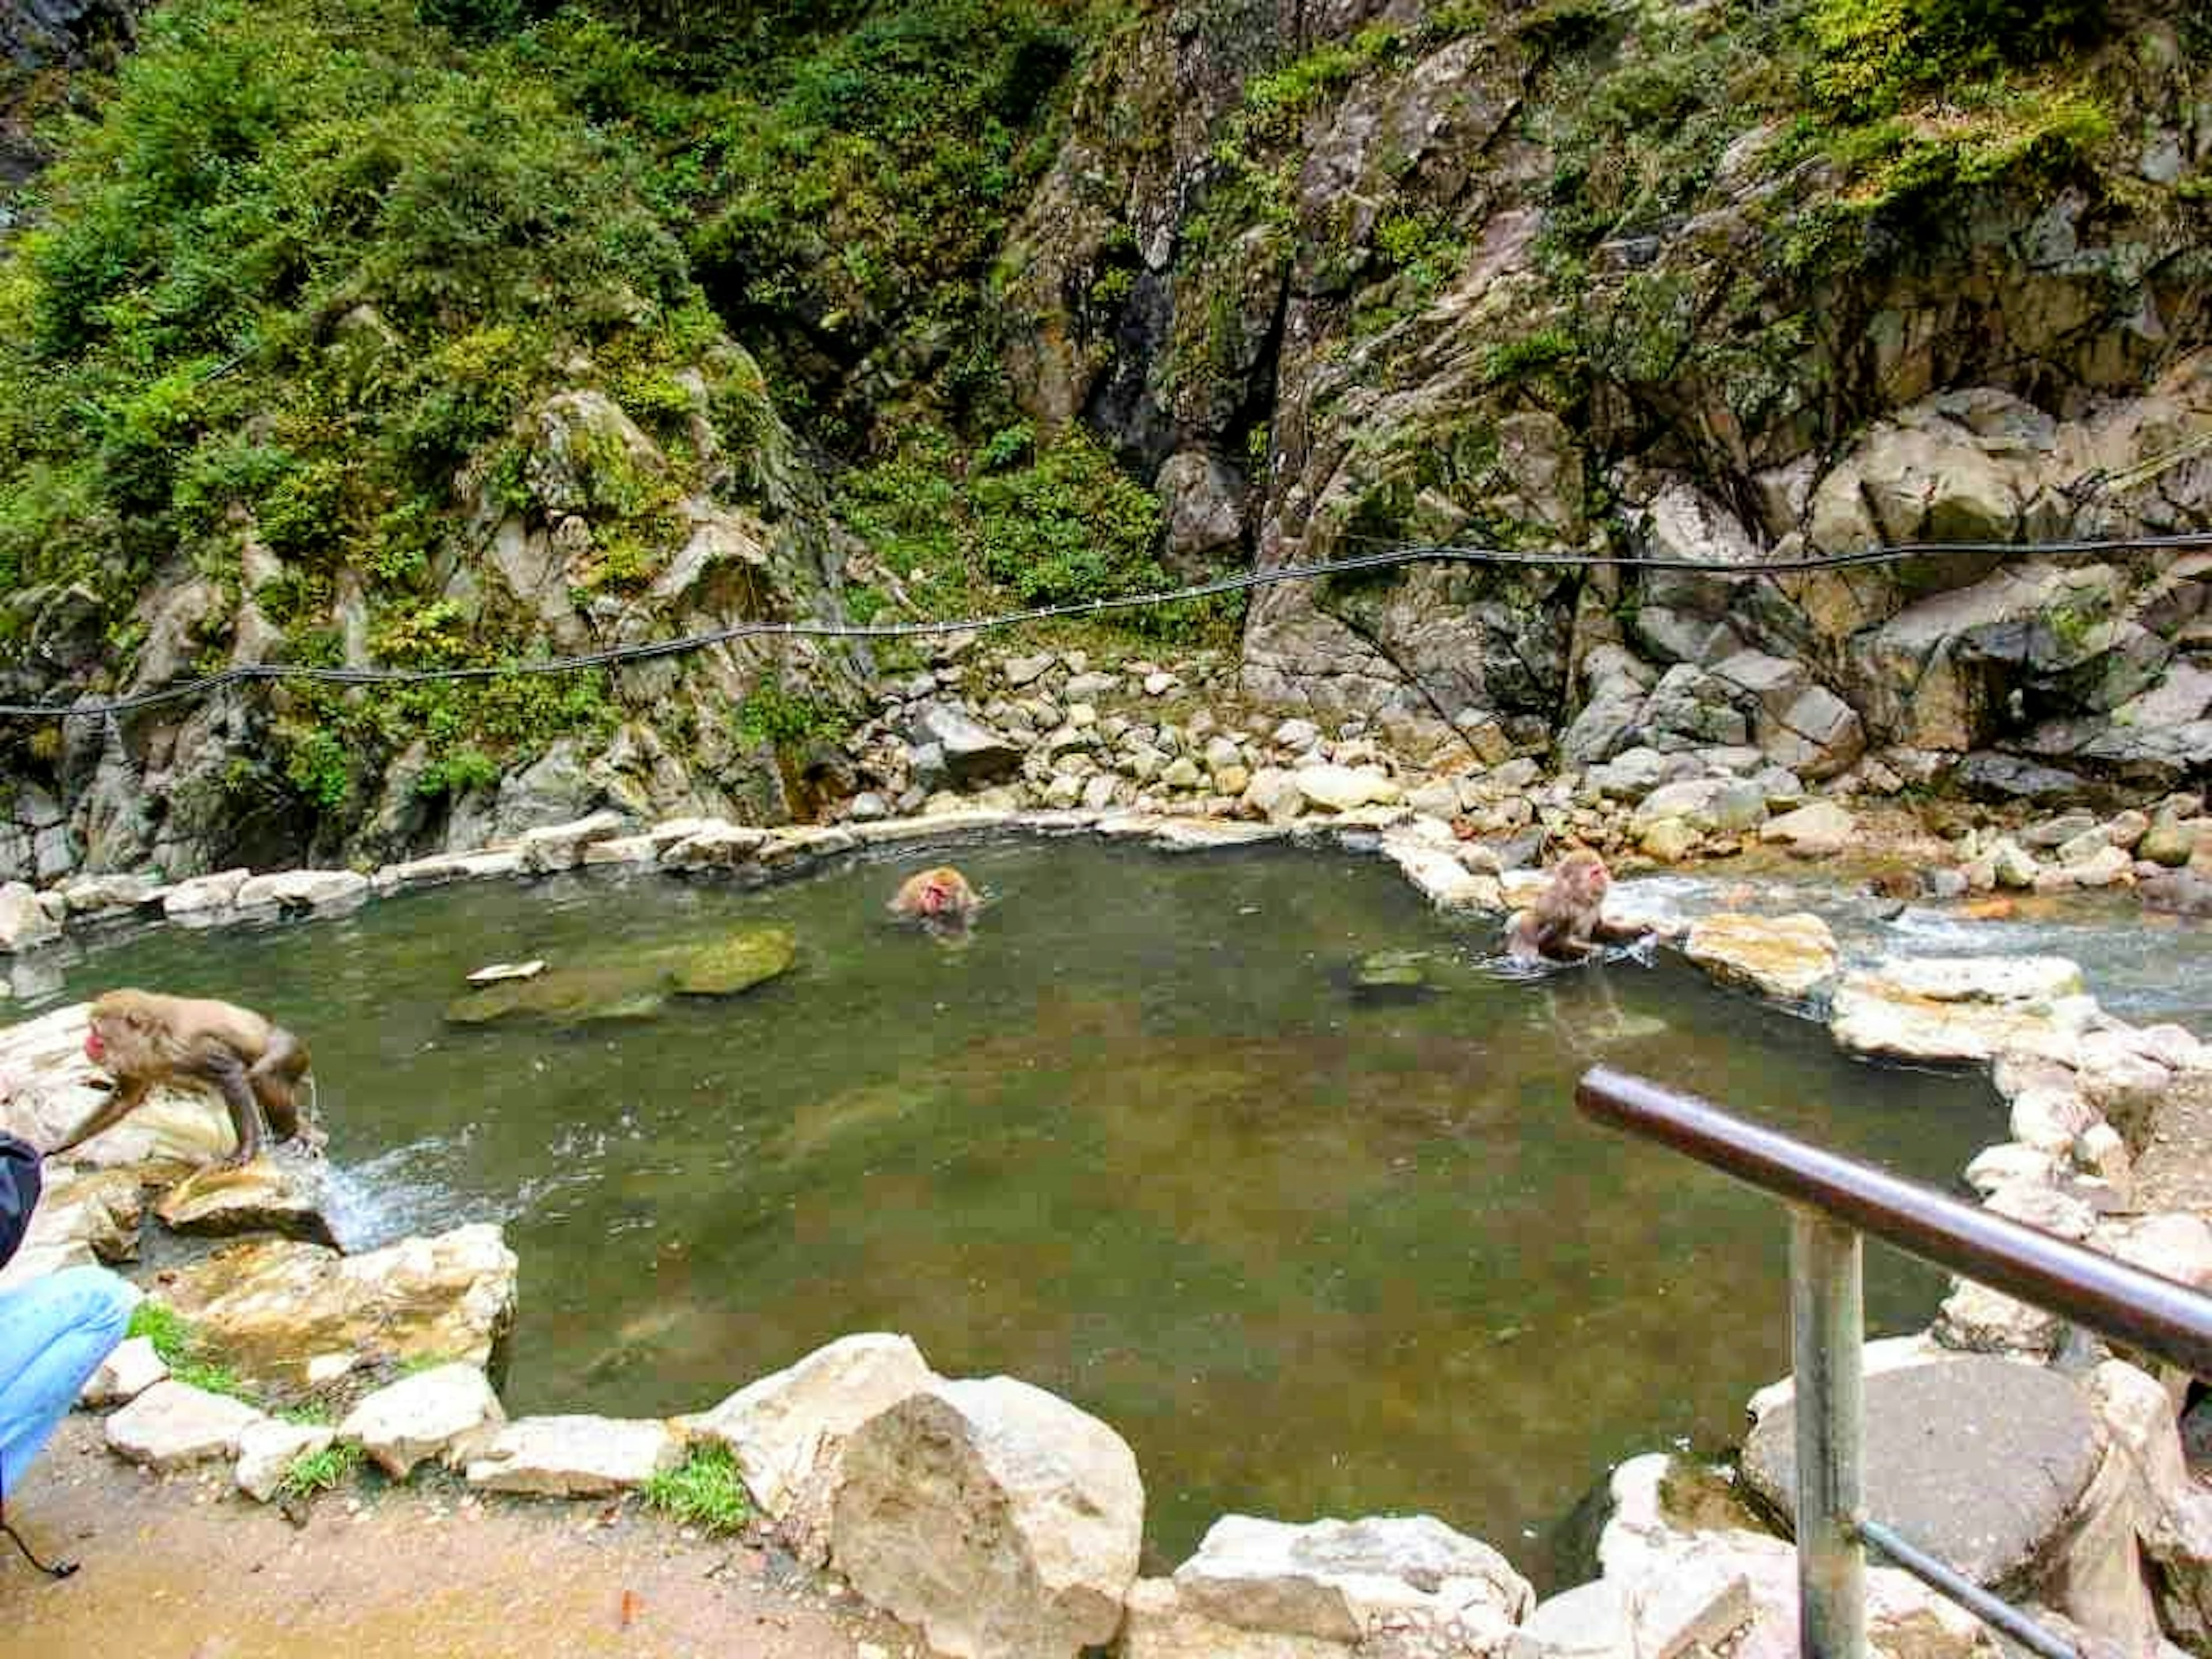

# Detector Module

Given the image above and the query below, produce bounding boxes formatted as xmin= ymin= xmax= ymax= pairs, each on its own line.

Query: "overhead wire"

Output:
xmin=2 ymin=527 xmax=2207 ymax=722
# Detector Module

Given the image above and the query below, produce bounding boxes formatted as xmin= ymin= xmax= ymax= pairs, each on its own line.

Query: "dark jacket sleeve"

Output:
xmin=0 ymin=1134 xmax=40 ymax=1269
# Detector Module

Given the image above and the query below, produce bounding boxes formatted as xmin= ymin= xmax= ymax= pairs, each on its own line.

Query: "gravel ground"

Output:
xmin=3 ymin=1414 xmax=920 ymax=1659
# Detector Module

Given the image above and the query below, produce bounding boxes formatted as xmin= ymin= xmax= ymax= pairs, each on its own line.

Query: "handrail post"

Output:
xmin=1792 ymin=1206 xmax=1866 ymax=1658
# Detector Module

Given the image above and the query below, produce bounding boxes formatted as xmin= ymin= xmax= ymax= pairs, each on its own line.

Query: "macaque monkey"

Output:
xmin=56 ymin=989 xmax=314 ymax=1167
xmin=1506 ymin=849 xmax=1653 ymax=964
xmin=888 ymin=866 xmax=982 ymax=936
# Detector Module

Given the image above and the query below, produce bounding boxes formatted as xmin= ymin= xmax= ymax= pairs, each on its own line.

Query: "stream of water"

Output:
xmin=26 ymin=840 xmax=2009 ymax=1587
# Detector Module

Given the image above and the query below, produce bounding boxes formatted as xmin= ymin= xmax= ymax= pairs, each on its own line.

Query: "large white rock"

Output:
xmin=368 ymin=849 xmax=522 ymax=895
xmin=1173 ymin=1514 xmax=1533 ymax=1649
xmin=1596 ymin=1455 xmax=1991 ymax=1658
xmin=658 ymin=821 xmax=771 ymax=872
xmin=2090 ymin=1360 xmax=2212 ymax=1646
xmin=1684 ymin=912 xmax=1838 ymax=1002
xmin=162 ymin=867 xmax=253 ymax=925
xmin=80 ymin=1335 xmax=168 ymax=1407
xmin=106 ymin=1380 xmax=266 ymax=1469
xmin=233 ymin=869 xmax=370 ymax=915
xmin=1292 ymin=764 xmax=1402 ymax=812
xmin=338 ymin=1362 xmax=505 ymax=1478
xmin=157 ymin=1222 xmax=517 ymax=1392
xmin=1756 ymin=800 xmax=1857 ymax=857
xmin=0 ymin=881 xmax=60 ymax=951
xmin=463 ymin=1414 xmax=683 ymax=1496
xmin=1505 ymin=1579 xmax=1633 ymax=1659
xmin=679 ymin=1332 xmax=935 ymax=1518
xmin=514 ymin=810 xmax=631 ymax=873
xmin=1830 ymin=956 xmax=2096 ymax=1063
xmin=831 ymin=1376 xmax=1143 ymax=1659
xmin=236 ymin=1419 xmax=336 ymax=1503
xmin=1118 ymin=1578 xmax=1350 ymax=1658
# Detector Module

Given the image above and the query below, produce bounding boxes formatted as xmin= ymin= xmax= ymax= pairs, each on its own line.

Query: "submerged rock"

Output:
xmin=445 ymin=965 xmax=668 ymax=1028
xmin=668 ymin=925 xmax=797 ymax=996
xmin=1351 ymin=948 xmax=1441 ymax=1001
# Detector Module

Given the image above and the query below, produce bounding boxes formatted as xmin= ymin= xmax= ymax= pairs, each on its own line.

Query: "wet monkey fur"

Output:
xmin=1506 ymin=849 xmax=1651 ymax=964
xmin=59 ymin=990 xmax=313 ymax=1167
xmin=888 ymin=866 xmax=982 ymax=926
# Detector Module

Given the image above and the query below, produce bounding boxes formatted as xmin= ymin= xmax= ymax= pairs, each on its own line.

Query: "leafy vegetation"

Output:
xmin=639 ymin=1442 xmax=751 ymax=1534
xmin=127 ymin=1300 xmax=257 ymax=1402
xmin=278 ymin=1438 xmax=367 ymax=1499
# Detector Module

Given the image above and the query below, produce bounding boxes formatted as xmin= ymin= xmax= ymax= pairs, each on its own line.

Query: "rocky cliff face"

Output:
xmin=29 ymin=358 xmax=873 ymax=882
xmin=999 ymin=1 xmax=2212 ymax=800
xmin=2 ymin=1 xmax=2207 ymax=883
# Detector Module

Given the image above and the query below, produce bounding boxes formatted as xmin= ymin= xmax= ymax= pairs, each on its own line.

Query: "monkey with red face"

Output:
xmin=888 ymin=866 xmax=982 ymax=938
xmin=1506 ymin=849 xmax=1654 ymax=964
xmin=58 ymin=989 xmax=314 ymax=1168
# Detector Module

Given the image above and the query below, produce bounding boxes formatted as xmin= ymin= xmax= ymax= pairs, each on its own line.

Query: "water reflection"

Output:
xmin=29 ymin=841 xmax=2001 ymax=1588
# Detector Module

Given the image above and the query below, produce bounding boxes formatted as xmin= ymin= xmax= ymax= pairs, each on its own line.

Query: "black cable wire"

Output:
xmin=4 ymin=528 xmax=2206 ymax=722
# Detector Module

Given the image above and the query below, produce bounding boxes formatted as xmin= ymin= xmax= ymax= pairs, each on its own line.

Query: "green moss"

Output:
xmin=668 ymin=926 xmax=797 ymax=996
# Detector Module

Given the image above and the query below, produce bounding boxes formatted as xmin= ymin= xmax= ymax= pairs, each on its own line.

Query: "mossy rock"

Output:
xmin=1356 ymin=948 xmax=1434 ymax=989
xmin=445 ymin=965 xmax=669 ymax=1028
xmin=669 ymin=926 xmax=797 ymax=997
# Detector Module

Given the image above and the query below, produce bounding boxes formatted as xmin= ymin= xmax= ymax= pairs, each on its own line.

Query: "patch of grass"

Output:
xmin=640 ymin=1443 xmax=751 ymax=1535
xmin=277 ymin=1439 xmax=366 ymax=1499
xmin=127 ymin=1300 xmax=257 ymax=1403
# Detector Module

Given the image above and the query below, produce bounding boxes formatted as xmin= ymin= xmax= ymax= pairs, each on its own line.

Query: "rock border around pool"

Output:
xmin=5 ymin=805 xmax=2212 ymax=1658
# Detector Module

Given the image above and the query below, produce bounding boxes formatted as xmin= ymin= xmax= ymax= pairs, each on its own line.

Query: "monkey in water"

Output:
xmin=55 ymin=989 xmax=314 ymax=1168
xmin=888 ymin=866 xmax=982 ymax=938
xmin=1506 ymin=849 xmax=1655 ymax=964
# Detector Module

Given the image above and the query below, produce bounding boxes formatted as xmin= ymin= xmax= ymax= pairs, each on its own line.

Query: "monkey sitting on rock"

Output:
xmin=1506 ymin=849 xmax=1660 ymax=965
xmin=54 ymin=989 xmax=315 ymax=1168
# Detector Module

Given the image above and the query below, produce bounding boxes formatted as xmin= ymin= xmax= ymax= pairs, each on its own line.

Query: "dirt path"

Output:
xmin=3 ymin=1415 xmax=920 ymax=1659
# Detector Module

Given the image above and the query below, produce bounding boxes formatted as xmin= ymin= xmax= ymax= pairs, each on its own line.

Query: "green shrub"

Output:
xmin=1808 ymin=0 xmax=2106 ymax=116
xmin=973 ymin=428 xmax=1164 ymax=610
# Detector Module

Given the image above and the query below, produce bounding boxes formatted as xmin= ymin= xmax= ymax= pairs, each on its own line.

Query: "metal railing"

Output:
xmin=1575 ymin=1065 xmax=2212 ymax=1659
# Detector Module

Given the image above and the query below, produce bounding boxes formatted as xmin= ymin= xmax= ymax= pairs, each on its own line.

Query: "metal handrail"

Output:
xmin=1575 ymin=1063 xmax=2212 ymax=1658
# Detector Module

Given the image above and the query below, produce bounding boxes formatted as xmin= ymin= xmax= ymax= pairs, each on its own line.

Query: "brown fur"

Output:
xmin=61 ymin=988 xmax=313 ymax=1166
xmin=1507 ymin=849 xmax=1646 ymax=963
xmin=888 ymin=866 xmax=980 ymax=925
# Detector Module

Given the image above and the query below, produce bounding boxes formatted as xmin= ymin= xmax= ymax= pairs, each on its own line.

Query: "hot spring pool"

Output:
xmin=28 ymin=838 xmax=2003 ymax=1586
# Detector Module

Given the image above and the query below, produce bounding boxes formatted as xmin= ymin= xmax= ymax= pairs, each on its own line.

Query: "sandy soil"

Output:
xmin=3 ymin=1414 xmax=921 ymax=1659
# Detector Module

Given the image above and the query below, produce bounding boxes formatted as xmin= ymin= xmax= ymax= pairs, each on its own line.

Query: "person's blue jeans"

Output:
xmin=0 ymin=1265 xmax=134 ymax=1495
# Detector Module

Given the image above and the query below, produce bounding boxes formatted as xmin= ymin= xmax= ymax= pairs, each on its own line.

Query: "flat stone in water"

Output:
xmin=1740 ymin=1358 xmax=2099 ymax=1586
xmin=669 ymin=926 xmax=797 ymax=996
xmin=445 ymin=965 xmax=669 ymax=1028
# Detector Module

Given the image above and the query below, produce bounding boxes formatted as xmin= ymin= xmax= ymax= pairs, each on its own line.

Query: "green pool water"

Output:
xmin=35 ymin=839 xmax=2002 ymax=1586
